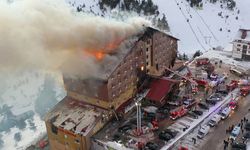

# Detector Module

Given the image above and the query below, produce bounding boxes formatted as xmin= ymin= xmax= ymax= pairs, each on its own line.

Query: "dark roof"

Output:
xmin=146 ymin=78 xmax=178 ymax=102
xmin=146 ymin=27 xmax=180 ymax=41
xmin=235 ymin=29 xmax=250 ymax=41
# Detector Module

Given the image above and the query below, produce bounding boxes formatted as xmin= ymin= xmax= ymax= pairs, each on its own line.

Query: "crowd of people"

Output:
xmin=223 ymin=117 xmax=249 ymax=149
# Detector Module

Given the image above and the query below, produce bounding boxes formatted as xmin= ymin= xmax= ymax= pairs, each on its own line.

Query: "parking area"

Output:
xmin=91 ymin=57 xmax=250 ymax=150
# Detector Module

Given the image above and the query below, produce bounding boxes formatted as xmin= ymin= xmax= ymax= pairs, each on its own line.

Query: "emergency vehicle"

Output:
xmin=240 ymin=86 xmax=250 ymax=96
xmin=170 ymin=106 xmax=188 ymax=120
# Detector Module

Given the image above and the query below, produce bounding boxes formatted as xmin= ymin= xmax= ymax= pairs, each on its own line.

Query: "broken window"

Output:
xmin=75 ymin=139 xmax=80 ymax=144
xmin=51 ymin=124 xmax=58 ymax=134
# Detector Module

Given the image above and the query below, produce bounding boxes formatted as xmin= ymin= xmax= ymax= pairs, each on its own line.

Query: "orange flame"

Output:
xmin=86 ymin=51 xmax=105 ymax=60
xmin=85 ymin=40 xmax=122 ymax=61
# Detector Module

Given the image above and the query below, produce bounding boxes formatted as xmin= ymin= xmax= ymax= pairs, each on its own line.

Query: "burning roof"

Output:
xmin=45 ymin=97 xmax=108 ymax=136
xmin=97 ymin=36 xmax=139 ymax=80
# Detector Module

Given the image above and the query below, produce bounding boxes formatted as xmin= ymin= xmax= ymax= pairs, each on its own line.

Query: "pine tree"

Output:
xmin=193 ymin=50 xmax=202 ymax=58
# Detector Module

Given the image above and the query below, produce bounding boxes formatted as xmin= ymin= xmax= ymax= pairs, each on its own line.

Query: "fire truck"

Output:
xmin=229 ymin=101 xmax=238 ymax=110
xmin=240 ymin=86 xmax=250 ymax=96
xmin=226 ymin=80 xmax=238 ymax=91
xmin=195 ymin=58 xmax=210 ymax=67
xmin=170 ymin=106 xmax=188 ymax=120
xmin=194 ymin=78 xmax=208 ymax=86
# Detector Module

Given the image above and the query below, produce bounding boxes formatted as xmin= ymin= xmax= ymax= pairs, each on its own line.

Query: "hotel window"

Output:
xmin=237 ymin=48 xmax=241 ymax=52
xmin=140 ymin=50 xmax=143 ymax=55
xmin=75 ymin=139 xmax=80 ymax=144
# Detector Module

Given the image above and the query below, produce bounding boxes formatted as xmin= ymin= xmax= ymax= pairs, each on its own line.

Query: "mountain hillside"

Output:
xmin=68 ymin=0 xmax=250 ymax=54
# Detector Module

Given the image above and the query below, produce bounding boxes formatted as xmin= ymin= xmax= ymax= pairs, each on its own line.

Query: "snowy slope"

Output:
xmin=68 ymin=0 xmax=250 ymax=54
xmin=156 ymin=0 xmax=250 ymax=53
xmin=0 ymin=71 xmax=66 ymax=150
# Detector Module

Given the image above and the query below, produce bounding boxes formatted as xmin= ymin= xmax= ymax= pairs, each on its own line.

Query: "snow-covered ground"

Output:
xmin=201 ymin=50 xmax=250 ymax=69
xmin=0 ymin=71 xmax=66 ymax=150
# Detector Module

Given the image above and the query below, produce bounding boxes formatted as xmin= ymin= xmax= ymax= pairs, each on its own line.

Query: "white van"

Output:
xmin=229 ymin=125 xmax=241 ymax=140
xmin=220 ymin=107 xmax=231 ymax=120
xmin=209 ymin=114 xmax=221 ymax=127
xmin=197 ymin=125 xmax=210 ymax=139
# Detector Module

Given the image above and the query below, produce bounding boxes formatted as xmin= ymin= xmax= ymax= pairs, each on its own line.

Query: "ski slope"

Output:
xmin=68 ymin=0 xmax=250 ymax=54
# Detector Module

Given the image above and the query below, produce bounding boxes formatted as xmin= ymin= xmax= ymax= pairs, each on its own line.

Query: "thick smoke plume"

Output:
xmin=0 ymin=0 xmax=150 ymax=78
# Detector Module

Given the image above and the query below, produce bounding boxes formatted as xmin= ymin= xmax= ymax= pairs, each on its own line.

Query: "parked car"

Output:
xmin=242 ymin=132 xmax=250 ymax=140
xmin=220 ymin=107 xmax=231 ymax=120
xmin=145 ymin=142 xmax=159 ymax=150
xmin=159 ymin=132 xmax=172 ymax=141
xmin=163 ymin=129 xmax=178 ymax=138
xmin=244 ymin=123 xmax=250 ymax=131
xmin=206 ymin=93 xmax=223 ymax=105
xmin=188 ymin=111 xmax=199 ymax=119
xmin=197 ymin=125 xmax=210 ymax=139
xmin=192 ymin=110 xmax=203 ymax=116
xmin=208 ymin=114 xmax=221 ymax=127
xmin=159 ymin=128 xmax=178 ymax=141
xmin=118 ymin=124 xmax=132 ymax=133
xmin=230 ymin=66 xmax=246 ymax=77
xmin=230 ymin=125 xmax=241 ymax=140
xmin=215 ymin=88 xmax=228 ymax=96
xmin=231 ymin=142 xmax=246 ymax=150
xmin=198 ymin=102 xmax=209 ymax=110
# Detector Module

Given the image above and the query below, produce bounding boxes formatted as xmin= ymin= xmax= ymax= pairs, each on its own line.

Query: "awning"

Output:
xmin=146 ymin=78 xmax=177 ymax=102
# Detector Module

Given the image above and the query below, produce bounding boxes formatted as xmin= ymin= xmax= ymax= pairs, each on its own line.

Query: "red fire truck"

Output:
xmin=240 ymin=86 xmax=250 ymax=97
xmin=195 ymin=58 xmax=210 ymax=67
xmin=194 ymin=78 xmax=208 ymax=86
xmin=226 ymin=80 xmax=238 ymax=91
xmin=229 ymin=101 xmax=238 ymax=110
xmin=170 ymin=106 xmax=188 ymax=120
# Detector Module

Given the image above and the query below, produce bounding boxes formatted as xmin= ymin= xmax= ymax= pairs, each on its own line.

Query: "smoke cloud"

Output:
xmin=0 ymin=0 xmax=150 ymax=78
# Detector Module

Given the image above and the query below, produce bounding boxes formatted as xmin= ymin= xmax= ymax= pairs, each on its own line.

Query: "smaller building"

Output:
xmin=145 ymin=77 xmax=179 ymax=106
xmin=45 ymin=97 xmax=111 ymax=150
xmin=232 ymin=29 xmax=250 ymax=61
